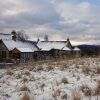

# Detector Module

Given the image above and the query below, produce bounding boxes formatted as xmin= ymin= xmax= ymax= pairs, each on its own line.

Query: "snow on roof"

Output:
xmin=73 ymin=47 xmax=80 ymax=51
xmin=37 ymin=41 xmax=70 ymax=51
xmin=17 ymin=48 xmax=33 ymax=52
xmin=2 ymin=39 xmax=38 ymax=52
xmin=62 ymin=46 xmax=71 ymax=51
xmin=0 ymin=33 xmax=12 ymax=40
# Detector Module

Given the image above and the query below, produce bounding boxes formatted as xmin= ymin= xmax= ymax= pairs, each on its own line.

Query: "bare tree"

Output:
xmin=17 ymin=30 xmax=29 ymax=41
xmin=44 ymin=35 xmax=49 ymax=41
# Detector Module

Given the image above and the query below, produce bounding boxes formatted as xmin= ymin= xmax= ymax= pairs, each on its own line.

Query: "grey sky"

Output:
xmin=0 ymin=0 xmax=100 ymax=45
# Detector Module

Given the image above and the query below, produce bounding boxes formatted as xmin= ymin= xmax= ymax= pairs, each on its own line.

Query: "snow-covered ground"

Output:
xmin=0 ymin=58 xmax=100 ymax=100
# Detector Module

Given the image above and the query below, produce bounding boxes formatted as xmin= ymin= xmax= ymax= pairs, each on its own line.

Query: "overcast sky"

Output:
xmin=0 ymin=0 xmax=100 ymax=45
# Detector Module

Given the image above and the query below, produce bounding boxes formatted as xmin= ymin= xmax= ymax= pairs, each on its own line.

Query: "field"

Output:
xmin=0 ymin=58 xmax=100 ymax=100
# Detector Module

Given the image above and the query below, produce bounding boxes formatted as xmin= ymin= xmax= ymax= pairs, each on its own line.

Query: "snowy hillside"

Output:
xmin=0 ymin=58 xmax=100 ymax=100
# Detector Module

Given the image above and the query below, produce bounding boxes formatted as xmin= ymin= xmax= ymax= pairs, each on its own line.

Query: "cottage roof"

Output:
xmin=73 ymin=47 xmax=80 ymax=51
xmin=37 ymin=41 xmax=71 ymax=51
xmin=2 ymin=39 xmax=38 ymax=52
xmin=16 ymin=48 xmax=33 ymax=52
xmin=62 ymin=46 xmax=71 ymax=51
xmin=0 ymin=33 xmax=12 ymax=40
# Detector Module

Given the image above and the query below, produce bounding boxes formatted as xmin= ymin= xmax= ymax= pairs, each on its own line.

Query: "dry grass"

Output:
xmin=47 ymin=65 xmax=53 ymax=71
xmin=82 ymin=67 xmax=91 ymax=75
xmin=77 ymin=76 xmax=80 ymax=81
xmin=20 ymin=93 xmax=30 ymax=100
xmin=80 ymin=85 xmax=92 ymax=97
xmin=95 ymin=67 xmax=100 ymax=74
xmin=61 ymin=93 xmax=67 ymax=99
xmin=36 ymin=65 xmax=44 ymax=71
xmin=40 ymin=83 xmax=46 ymax=88
xmin=23 ymin=71 xmax=31 ymax=76
xmin=52 ymin=89 xmax=61 ymax=99
xmin=15 ymin=74 xmax=22 ymax=79
xmin=6 ymin=69 xmax=14 ymax=75
xmin=28 ymin=67 xmax=34 ymax=71
xmin=72 ymin=94 xmax=81 ymax=100
xmin=61 ymin=77 xmax=69 ymax=84
xmin=22 ymin=78 xmax=28 ymax=83
xmin=20 ymin=85 xmax=30 ymax=92
xmin=72 ymin=89 xmax=81 ymax=100
xmin=94 ymin=81 xmax=100 ymax=96
xmin=75 ymin=64 xmax=80 ymax=68
xmin=59 ymin=63 xmax=68 ymax=70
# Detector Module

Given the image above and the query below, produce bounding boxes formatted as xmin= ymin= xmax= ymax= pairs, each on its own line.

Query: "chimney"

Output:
xmin=67 ymin=38 xmax=69 ymax=42
xmin=11 ymin=30 xmax=17 ymax=41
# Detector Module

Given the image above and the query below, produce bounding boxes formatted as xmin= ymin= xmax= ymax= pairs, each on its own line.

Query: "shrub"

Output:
xmin=52 ymin=89 xmax=61 ymax=99
xmin=47 ymin=65 xmax=53 ymax=71
xmin=15 ymin=74 xmax=21 ymax=79
xmin=20 ymin=85 xmax=30 ymax=92
xmin=61 ymin=93 xmax=67 ymax=99
xmin=36 ymin=66 xmax=44 ymax=71
xmin=22 ymin=78 xmax=28 ymax=83
xmin=6 ymin=70 xmax=14 ymax=75
xmin=82 ymin=67 xmax=90 ymax=75
xmin=77 ymin=76 xmax=80 ymax=81
xmin=40 ymin=83 xmax=46 ymax=89
xmin=24 ymin=71 xmax=31 ymax=76
xmin=28 ymin=67 xmax=34 ymax=71
xmin=61 ymin=77 xmax=69 ymax=84
xmin=80 ymin=85 xmax=92 ymax=99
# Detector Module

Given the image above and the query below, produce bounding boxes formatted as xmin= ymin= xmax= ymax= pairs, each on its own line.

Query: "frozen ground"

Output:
xmin=0 ymin=58 xmax=100 ymax=100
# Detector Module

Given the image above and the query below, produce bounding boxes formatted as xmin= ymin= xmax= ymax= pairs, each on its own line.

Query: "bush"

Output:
xmin=61 ymin=94 xmax=67 ymax=99
xmin=82 ymin=67 xmax=90 ymax=75
xmin=6 ymin=70 xmax=14 ymax=75
xmin=52 ymin=89 xmax=61 ymax=99
xmin=20 ymin=85 xmax=30 ymax=92
xmin=23 ymin=71 xmax=30 ymax=76
xmin=22 ymin=78 xmax=28 ymax=83
xmin=47 ymin=65 xmax=53 ymax=71
xmin=80 ymin=85 xmax=92 ymax=98
xmin=61 ymin=77 xmax=69 ymax=84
